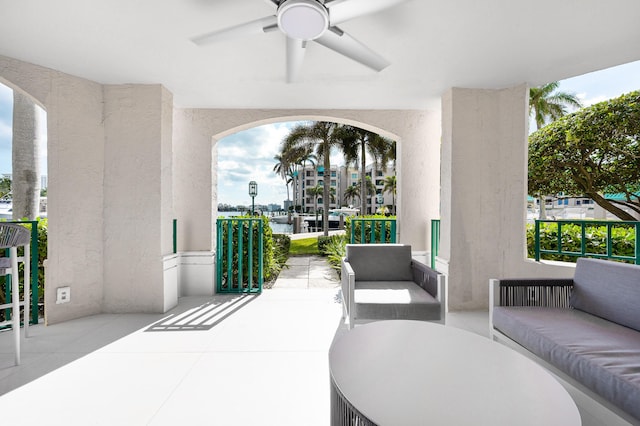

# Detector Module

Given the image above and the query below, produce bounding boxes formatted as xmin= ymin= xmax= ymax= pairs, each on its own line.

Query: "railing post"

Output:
xmin=606 ymin=222 xmax=613 ymax=259
xmin=391 ymin=220 xmax=397 ymax=243
xmin=28 ymin=221 xmax=38 ymax=325
xmin=258 ymin=219 xmax=264 ymax=292
xmin=238 ymin=220 xmax=244 ymax=290
xmin=172 ymin=219 xmax=177 ymax=254
xmin=216 ymin=219 xmax=222 ymax=292
xmin=430 ymin=219 xmax=440 ymax=269
xmin=534 ymin=220 xmax=541 ymax=262
xmin=636 ymin=223 xmax=640 ymax=265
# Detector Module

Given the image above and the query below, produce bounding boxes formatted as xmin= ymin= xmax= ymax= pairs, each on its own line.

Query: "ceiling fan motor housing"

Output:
xmin=277 ymin=0 xmax=329 ymax=40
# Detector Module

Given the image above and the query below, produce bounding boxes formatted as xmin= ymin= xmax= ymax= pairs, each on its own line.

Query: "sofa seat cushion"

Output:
xmin=493 ymin=307 xmax=640 ymax=420
xmin=354 ymin=280 xmax=440 ymax=321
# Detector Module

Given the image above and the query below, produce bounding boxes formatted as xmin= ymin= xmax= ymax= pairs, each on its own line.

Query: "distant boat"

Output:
xmin=0 ymin=198 xmax=48 ymax=219
xmin=303 ymin=208 xmax=359 ymax=231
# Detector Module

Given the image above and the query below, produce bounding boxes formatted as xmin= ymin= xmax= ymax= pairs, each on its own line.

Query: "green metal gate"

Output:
xmin=216 ymin=217 xmax=263 ymax=293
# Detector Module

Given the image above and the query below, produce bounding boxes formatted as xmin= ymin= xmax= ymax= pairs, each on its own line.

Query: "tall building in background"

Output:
xmin=292 ymin=164 xmax=395 ymax=214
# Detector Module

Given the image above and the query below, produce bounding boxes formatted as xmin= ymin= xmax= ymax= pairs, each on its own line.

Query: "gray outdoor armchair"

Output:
xmin=341 ymin=244 xmax=446 ymax=329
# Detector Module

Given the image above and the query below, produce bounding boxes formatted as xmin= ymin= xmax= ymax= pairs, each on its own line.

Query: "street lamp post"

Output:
xmin=249 ymin=181 xmax=258 ymax=215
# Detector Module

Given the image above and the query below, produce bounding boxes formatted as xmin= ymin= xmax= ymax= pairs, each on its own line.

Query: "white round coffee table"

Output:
xmin=329 ymin=320 xmax=580 ymax=426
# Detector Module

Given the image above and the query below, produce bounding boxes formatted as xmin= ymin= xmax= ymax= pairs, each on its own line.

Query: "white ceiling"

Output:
xmin=1 ymin=0 xmax=639 ymax=110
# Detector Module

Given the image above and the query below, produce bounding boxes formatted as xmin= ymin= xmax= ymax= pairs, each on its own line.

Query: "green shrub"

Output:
xmin=322 ymin=234 xmax=348 ymax=275
xmin=526 ymin=222 xmax=637 ymax=263
xmin=317 ymin=236 xmax=332 ymax=253
xmin=218 ymin=216 xmax=283 ymax=290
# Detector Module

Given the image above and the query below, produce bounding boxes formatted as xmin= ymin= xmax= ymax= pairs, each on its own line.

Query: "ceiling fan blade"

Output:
xmin=327 ymin=0 xmax=410 ymax=26
xmin=315 ymin=28 xmax=390 ymax=71
xmin=191 ymin=16 xmax=277 ymax=46
xmin=286 ymin=37 xmax=307 ymax=83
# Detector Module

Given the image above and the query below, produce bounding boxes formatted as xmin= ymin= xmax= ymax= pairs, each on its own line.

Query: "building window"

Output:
xmin=306 ymin=179 xmax=313 ymax=186
xmin=331 ymin=180 xmax=336 ymax=186
xmin=376 ymin=171 xmax=383 ymax=177
xmin=317 ymin=170 xmax=324 ymax=177
xmin=331 ymin=171 xmax=336 ymax=177
xmin=306 ymin=170 xmax=313 ymax=177
xmin=319 ymin=181 xmax=324 ymax=186
xmin=351 ymin=173 xmax=358 ymax=179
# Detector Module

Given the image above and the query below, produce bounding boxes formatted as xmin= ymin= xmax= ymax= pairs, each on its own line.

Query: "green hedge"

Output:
xmin=526 ymin=222 xmax=637 ymax=263
xmin=218 ymin=216 xmax=285 ymax=290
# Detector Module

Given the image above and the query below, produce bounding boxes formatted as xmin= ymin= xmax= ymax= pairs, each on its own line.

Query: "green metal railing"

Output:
xmin=1 ymin=220 xmax=40 ymax=326
xmin=534 ymin=220 xmax=640 ymax=264
xmin=216 ymin=218 xmax=263 ymax=293
xmin=172 ymin=218 xmax=177 ymax=254
xmin=431 ymin=219 xmax=440 ymax=269
xmin=349 ymin=218 xmax=396 ymax=244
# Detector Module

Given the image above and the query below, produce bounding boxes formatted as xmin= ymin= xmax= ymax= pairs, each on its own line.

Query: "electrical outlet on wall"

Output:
xmin=56 ymin=286 xmax=71 ymax=304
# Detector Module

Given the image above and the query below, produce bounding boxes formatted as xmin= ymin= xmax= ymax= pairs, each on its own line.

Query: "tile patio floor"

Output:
xmin=0 ymin=255 xmax=488 ymax=425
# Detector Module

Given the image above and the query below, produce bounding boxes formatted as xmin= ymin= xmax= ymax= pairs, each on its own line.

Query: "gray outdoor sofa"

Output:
xmin=341 ymin=244 xmax=446 ymax=329
xmin=490 ymin=258 xmax=640 ymax=425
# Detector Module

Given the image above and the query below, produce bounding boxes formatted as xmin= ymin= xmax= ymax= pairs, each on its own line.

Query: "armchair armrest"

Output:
xmin=411 ymin=259 xmax=446 ymax=324
xmin=490 ymin=278 xmax=574 ymax=308
xmin=341 ymin=258 xmax=356 ymax=329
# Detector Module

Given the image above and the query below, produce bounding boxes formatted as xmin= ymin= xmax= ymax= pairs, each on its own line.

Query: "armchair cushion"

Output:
xmin=355 ymin=280 xmax=441 ymax=321
xmin=345 ymin=244 xmax=412 ymax=281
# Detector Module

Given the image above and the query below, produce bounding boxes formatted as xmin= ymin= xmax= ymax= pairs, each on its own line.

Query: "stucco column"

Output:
xmin=11 ymin=91 xmax=42 ymax=219
xmin=102 ymin=84 xmax=174 ymax=313
xmin=440 ymin=85 xmax=529 ymax=310
xmin=172 ymin=109 xmax=216 ymax=252
xmin=395 ymin=110 xmax=441 ymax=251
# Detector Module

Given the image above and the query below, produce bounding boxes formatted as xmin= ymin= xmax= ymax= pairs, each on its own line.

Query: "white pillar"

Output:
xmin=440 ymin=85 xmax=529 ymax=310
xmin=102 ymin=84 xmax=174 ymax=313
xmin=12 ymin=91 xmax=42 ymax=219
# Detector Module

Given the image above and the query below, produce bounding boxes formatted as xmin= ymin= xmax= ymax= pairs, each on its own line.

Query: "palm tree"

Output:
xmin=306 ymin=184 xmax=324 ymax=232
xmin=340 ymin=126 xmax=395 ymax=216
xmin=281 ymin=122 xmax=346 ymax=236
xmin=344 ymin=184 xmax=360 ymax=206
xmin=529 ymin=82 xmax=582 ymax=130
xmin=529 ymin=82 xmax=582 ymax=218
xmin=361 ymin=177 xmax=377 ymax=214
xmin=382 ymin=175 xmax=396 ymax=214
xmin=284 ymin=145 xmax=316 ymax=213
xmin=273 ymin=154 xmax=292 ymax=204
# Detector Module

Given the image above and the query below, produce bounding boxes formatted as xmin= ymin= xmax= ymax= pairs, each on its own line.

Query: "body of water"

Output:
xmin=217 ymin=211 xmax=293 ymax=234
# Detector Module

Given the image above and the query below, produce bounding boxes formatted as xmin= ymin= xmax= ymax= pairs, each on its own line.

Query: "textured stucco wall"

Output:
xmin=173 ymin=109 xmax=442 ymax=252
xmin=0 ymin=55 xmax=105 ymax=323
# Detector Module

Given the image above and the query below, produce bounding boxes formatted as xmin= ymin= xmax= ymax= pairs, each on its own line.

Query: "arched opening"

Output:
xmin=213 ymin=118 xmax=401 ymax=237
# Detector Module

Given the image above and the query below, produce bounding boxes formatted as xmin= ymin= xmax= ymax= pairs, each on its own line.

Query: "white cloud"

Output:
xmin=0 ymin=120 xmax=10 ymax=138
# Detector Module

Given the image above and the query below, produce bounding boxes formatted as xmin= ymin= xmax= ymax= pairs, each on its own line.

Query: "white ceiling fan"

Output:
xmin=191 ymin=0 xmax=410 ymax=82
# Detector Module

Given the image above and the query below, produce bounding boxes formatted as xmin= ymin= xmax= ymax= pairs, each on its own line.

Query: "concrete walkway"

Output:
xmin=273 ymin=255 xmax=340 ymax=289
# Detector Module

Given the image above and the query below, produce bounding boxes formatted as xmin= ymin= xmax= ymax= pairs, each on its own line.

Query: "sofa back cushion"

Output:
xmin=346 ymin=244 xmax=413 ymax=281
xmin=571 ymin=258 xmax=640 ymax=331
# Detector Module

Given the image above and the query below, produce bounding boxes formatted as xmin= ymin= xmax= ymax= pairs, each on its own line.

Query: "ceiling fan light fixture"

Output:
xmin=277 ymin=0 xmax=329 ymax=41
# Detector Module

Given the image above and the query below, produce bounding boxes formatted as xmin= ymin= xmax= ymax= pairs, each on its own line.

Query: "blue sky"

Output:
xmin=1 ymin=60 xmax=640 ymax=206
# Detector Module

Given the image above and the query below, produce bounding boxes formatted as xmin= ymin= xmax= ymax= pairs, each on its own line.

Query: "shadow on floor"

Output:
xmin=145 ymin=294 xmax=258 ymax=332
